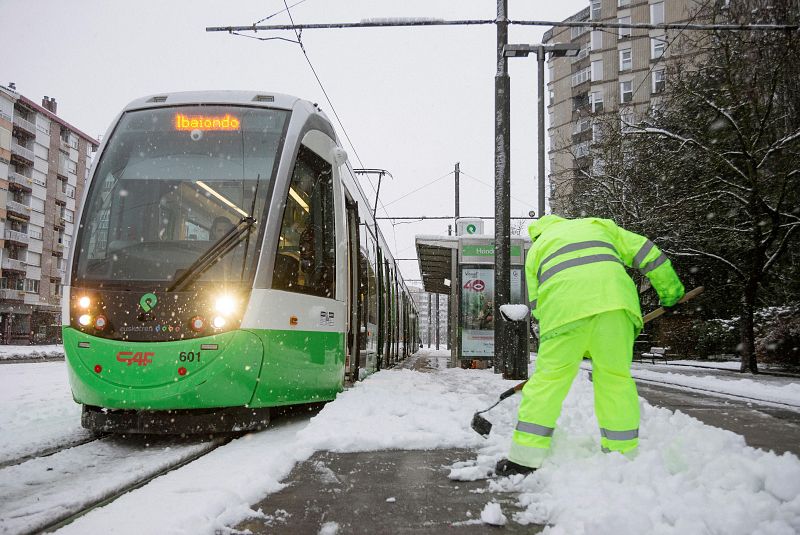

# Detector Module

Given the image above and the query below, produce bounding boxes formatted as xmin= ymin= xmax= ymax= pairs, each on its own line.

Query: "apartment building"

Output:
xmin=409 ymin=286 xmax=449 ymax=347
xmin=0 ymin=84 xmax=98 ymax=343
xmin=544 ymin=0 xmax=691 ymax=214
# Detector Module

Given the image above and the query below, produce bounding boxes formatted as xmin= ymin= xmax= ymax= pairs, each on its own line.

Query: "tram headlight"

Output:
xmin=214 ymin=294 xmax=237 ymax=316
xmin=212 ymin=316 xmax=227 ymax=329
xmin=78 ymin=314 xmax=92 ymax=327
xmin=78 ymin=296 xmax=91 ymax=309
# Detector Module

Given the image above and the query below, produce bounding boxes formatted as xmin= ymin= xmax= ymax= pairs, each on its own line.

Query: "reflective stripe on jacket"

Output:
xmin=527 ymin=215 xmax=684 ymax=337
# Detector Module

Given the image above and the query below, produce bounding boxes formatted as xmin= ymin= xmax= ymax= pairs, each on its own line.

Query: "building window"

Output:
xmin=591 ymin=30 xmax=603 ymax=51
xmin=591 ymin=59 xmax=604 ymax=81
xmin=26 ymin=251 xmax=41 ymax=267
xmin=571 ymin=25 xmax=589 ymax=39
xmin=620 ymin=81 xmax=633 ymax=104
xmin=591 ymin=0 xmax=602 ymax=20
xmin=549 ymin=88 xmax=555 ymax=104
xmin=25 ymin=279 xmax=39 ymax=294
xmin=651 ymin=36 xmax=667 ymax=59
xmin=590 ymin=90 xmax=605 ymax=113
xmin=652 ymin=68 xmax=666 ymax=93
xmin=651 ymin=2 xmax=665 ymax=24
xmin=571 ymin=67 xmax=591 ymax=87
xmin=618 ymin=16 xmax=631 ymax=39
xmin=575 ymin=142 xmax=590 ymax=159
xmin=574 ymin=117 xmax=592 ymax=135
xmin=619 ymin=48 xmax=632 ymax=71
xmin=618 ymin=0 xmax=631 ymax=6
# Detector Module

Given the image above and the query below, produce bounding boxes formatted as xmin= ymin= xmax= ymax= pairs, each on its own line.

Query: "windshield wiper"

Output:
xmin=166 ymin=216 xmax=256 ymax=292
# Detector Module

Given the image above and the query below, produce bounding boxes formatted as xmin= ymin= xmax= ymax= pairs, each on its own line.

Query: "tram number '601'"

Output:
xmin=179 ymin=351 xmax=201 ymax=362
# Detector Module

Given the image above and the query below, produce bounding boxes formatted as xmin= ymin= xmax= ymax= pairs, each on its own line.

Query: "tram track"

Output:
xmin=0 ymin=434 xmax=104 ymax=470
xmin=0 ymin=434 xmax=236 ymax=535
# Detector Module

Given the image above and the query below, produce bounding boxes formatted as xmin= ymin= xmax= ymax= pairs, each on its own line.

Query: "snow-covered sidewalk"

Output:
xmin=2 ymin=350 xmax=799 ymax=534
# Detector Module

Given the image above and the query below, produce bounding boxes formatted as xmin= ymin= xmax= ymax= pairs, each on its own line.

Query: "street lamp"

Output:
xmin=503 ymin=43 xmax=582 ymax=219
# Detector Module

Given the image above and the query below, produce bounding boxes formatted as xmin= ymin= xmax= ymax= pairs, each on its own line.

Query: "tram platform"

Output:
xmin=235 ymin=352 xmax=800 ymax=533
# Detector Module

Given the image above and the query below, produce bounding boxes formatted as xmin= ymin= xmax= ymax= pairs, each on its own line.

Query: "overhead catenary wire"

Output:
xmin=207 ymin=19 xmax=800 ymax=33
xmin=278 ymin=1 xmax=395 ymax=230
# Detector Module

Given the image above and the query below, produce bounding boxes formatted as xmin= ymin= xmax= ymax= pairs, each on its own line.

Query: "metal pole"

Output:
xmin=495 ymin=0 xmax=517 ymax=377
xmin=427 ymin=293 xmax=432 ymax=348
xmin=435 ymin=292 xmax=440 ymax=350
xmin=455 ymin=162 xmax=460 ymax=221
xmin=537 ymin=46 xmax=546 ymax=218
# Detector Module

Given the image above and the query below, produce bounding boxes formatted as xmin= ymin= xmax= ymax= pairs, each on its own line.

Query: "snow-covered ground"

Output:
xmin=0 ymin=361 xmax=89 ymax=466
xmin=1 ymin=351 xmax=798 ymax=534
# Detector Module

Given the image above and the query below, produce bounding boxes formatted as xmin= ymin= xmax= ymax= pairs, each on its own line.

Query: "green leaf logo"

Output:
xmin=466 ymin=224 xmax=477 ymax=234
xmin=140 ymin=293 xmax=158 ymax=312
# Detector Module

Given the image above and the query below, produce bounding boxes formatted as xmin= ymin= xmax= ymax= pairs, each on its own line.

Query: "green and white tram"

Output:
xmin=63 ymin=91 xmax=419 ymax=433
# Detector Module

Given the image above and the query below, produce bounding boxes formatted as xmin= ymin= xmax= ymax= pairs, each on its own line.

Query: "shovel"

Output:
xmin=471 ymin=286 xmax=704 ymax=437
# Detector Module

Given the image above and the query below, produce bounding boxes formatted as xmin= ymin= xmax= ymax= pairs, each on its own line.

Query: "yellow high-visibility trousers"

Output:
xmin=508 ymin=309 xmax=640 ymax=468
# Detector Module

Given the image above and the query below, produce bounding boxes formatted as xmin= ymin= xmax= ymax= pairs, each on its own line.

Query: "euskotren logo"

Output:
xmin=140 ymin=293 xmax=158 ymax=312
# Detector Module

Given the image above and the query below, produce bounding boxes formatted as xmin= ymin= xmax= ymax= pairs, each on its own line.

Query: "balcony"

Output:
xmin=0 ymin=289 xmax=25 ymax=301
xmin=7 ymin=171 xmax=33 ymax=192
xmin=10 ymin=141 xmax=34 ymax=164
xmin=55 ymin=189 xmax=67 ymax=204
xmin=12 ymin=115 xmax=37 ymax=137
xmin=6 ymin=200 xmax=31 ymax=220
xmin=4 ymin=229 xmax=30 ymax=246
xmin=2 ymin=257 xmax=26 ymax=272
xmin=52 ymin=242 xmax=65 ymax=256
xmin=55 ymin=216 xmax=66 ymax=229
xmin=50 ymin=265 xmax=66 ymax=279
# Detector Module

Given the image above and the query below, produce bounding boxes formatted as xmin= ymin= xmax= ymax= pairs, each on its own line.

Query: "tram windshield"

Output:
xmin=74 ymin=105 xmax=289 ymax=288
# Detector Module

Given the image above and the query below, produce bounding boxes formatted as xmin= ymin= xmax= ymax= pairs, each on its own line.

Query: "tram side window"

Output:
xmin=274 ymin=144 xmax=336 ymax=298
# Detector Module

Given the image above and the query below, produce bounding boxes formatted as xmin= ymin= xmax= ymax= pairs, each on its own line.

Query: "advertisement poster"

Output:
xmin=461 ymin=267 xmax=524 ymax=357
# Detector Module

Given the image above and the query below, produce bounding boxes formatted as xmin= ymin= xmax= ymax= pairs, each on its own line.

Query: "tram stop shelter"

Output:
xmin=415 ymin=221 xmax=531 ymax=369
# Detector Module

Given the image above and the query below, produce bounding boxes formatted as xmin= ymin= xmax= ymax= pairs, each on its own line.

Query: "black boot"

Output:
xmin=495 ymin=458 xmax=536 ymax=476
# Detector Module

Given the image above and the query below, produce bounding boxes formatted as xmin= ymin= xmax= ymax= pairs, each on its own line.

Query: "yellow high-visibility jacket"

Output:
xmin=527 ymin=215 xmax=684 ymax=337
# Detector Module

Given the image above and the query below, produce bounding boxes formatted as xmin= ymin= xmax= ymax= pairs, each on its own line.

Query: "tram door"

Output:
xmin=345 ymin=199 xmax=362 ymax=381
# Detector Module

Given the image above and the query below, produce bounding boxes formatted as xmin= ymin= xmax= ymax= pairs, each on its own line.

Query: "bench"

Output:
xmin=641 ymin=346 xmax=670 ymax=364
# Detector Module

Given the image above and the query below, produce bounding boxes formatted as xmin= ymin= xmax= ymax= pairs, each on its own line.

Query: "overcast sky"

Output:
xmin=2 ymin=0 xmax=587 ymax=284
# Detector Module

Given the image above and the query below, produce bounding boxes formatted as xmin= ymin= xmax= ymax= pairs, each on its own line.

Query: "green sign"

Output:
xmin=466 ymin=223 xmax=477 ymax=234
xmin=462 ymin=245 xmax=522 ymax=257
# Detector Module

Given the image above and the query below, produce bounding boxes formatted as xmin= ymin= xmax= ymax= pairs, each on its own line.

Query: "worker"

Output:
xmin=495 ymin=215 xmax=684 ymax=476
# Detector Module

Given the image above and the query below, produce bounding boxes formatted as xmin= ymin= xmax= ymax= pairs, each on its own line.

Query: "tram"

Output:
xmin=63 ymin=91 xmax=419 ymax=433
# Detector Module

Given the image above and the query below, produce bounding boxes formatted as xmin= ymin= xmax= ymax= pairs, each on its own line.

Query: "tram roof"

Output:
xmin=415 ymin=235 xmax=458 ymax=295
xmin=123 ymin=90 xmax=302 ymax=111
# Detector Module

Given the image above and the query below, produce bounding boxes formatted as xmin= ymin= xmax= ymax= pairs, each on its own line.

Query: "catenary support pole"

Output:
xmin=427 ymin=293 xmax=432 ymax=348
xmin=495 ymin=0 xmax=517 ymax=377
xmin=435 ymin=292 xmax=440 ymax=350
xmin=455 ymin=162 xmax=460 ymax=221
xmin=537 ymin=45 xmax=546 ymax=219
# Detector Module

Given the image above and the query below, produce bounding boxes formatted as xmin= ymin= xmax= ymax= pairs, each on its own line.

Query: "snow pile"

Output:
xmin=500 ymin=304 xmax=531 ymax=322
xmin=480 ymin=502 xmax=507 ymax=526
xmin=318 ymin=521 xmax=339 ymax=535
xmin=456 ymin=370 xmax=800 ymax=534
xmin=294 ymin=365 xmax=510 ymax=452
xmin=631 ymin=368 xmax=800 ymax=407
xmin=0 ymin=344 xmax=64 ymax=360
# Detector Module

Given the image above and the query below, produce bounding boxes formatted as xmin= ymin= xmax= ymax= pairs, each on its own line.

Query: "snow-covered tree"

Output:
xmin=567 ymin=0 xmax=800 ymax=373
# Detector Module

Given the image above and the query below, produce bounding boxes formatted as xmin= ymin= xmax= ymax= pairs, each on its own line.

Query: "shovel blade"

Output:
xmin=471 ymin=412 xmax=493 ymax=438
